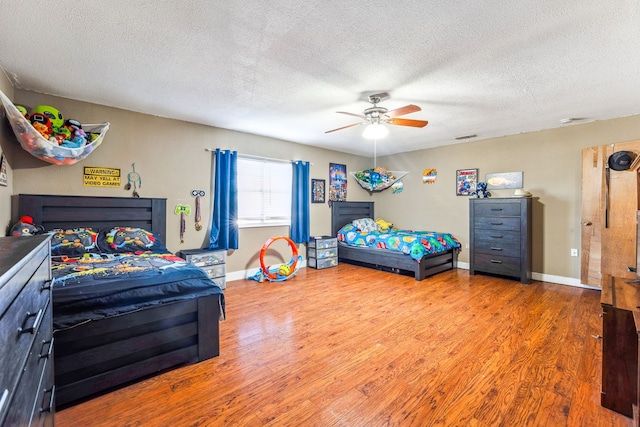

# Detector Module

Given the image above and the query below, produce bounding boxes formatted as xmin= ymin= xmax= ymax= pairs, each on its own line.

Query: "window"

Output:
xmin=237 ymin=157 xmax=292 ymax=228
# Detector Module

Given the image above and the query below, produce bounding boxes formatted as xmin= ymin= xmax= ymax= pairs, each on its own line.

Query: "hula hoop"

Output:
xmin=260 ymin=236 xmax=299 ymax=281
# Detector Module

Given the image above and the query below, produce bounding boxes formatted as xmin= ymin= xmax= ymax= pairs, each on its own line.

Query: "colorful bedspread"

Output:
xmin=52 ymin=252 xmax=224 ymax=330
xmin=338 ymin=223 xmax=461 ymax=261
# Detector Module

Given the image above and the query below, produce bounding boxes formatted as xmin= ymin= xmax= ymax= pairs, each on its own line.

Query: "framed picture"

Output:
xmin=311 ymin=179 xmax=325 ymax=203
xmin=0 ymin=154 xmax=7 ymax=187
xmin=486 ymin=171 xmax=523 ymax=190
xmin=456 ymin=168 xmax=477 ymax=196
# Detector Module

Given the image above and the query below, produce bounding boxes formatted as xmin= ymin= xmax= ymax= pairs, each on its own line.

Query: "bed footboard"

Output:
xmin=54 ymin=294 xmax=221 ymax=408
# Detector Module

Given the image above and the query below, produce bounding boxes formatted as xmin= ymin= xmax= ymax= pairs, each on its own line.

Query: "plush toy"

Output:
xmin=9 ymin=216 xmax=39 ymax=236
xmin=31 ymin=105 xmax=64 ymax=129
xmin=472 ymin=182 xmax=491 ymax=198
xmin=375 ymin=218 xmax=393 ymax=231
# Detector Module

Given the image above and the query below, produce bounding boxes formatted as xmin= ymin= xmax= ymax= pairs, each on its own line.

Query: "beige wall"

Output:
xmin=9 ymin=89 xmax=372 ymax=274
xmin=374 ymin=115 xmax=640 ymax=281
xmin=0 ymin=71 xmax=14 ymax=234
xmin=5 ymin=86 xmax=640 ymax=283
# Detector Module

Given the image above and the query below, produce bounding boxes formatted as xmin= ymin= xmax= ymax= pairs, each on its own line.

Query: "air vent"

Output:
xmin=455 ymin=134 xmax=477 ymax=140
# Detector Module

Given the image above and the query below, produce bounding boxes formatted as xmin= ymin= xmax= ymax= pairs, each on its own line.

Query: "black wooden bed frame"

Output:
xmin=331 ymin=201 xmax=458 ymax=280
xmin=12 ymin=194 xmax=222 ymax=408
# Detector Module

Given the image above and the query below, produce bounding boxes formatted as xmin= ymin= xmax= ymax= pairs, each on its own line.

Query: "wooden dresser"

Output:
xmin=469 ymin=197 xmax=532 ymax=284
xmin=0 ymin=235 xmax=54 ymax=427
xmin=600 ymin=275 xmax=640 ymax=424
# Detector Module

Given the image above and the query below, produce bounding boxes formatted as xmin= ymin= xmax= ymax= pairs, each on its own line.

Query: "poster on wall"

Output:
xmin=0 ymin=154 xmax=7 ymax=186
xmin=456 ymin=168 xmax=477 ymax=196
xmin=329 ymin=163 xmax=347 ymax=202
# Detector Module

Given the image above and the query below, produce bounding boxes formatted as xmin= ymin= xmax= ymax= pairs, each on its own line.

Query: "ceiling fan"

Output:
xmin=325 ymin=93 xmax=428 ymax=134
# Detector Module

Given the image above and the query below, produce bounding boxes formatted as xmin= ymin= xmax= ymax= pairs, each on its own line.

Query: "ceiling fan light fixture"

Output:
xmin=363 ymin=123 xmax=389 ymax=139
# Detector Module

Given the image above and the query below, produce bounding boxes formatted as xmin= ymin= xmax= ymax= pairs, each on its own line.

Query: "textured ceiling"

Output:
xmin=0 ymin=1 xmax=639 ymax=157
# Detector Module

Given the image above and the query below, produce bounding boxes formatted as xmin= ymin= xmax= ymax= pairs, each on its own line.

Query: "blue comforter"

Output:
xmin=338 ymin=223 xmax=461 ymax=261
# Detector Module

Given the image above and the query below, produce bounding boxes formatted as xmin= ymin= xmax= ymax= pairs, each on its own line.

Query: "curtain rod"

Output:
xmin=205 ymin=148 xmax=313 ymax=165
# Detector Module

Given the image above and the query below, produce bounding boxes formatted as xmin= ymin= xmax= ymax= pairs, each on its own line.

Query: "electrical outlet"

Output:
xmin=571 ymin=248 xmax=578 ymax=257
xmin=465 ymin=243 xmax=469 ymax=249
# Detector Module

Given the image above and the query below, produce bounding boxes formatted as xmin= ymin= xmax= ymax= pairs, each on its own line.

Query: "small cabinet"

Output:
xmin=469 ymin=197 xmax=532 ymax=284
xmin=307 ymin=236 xmax=338 ymax=269
xmin=600 ymin=275 xmax=640 ymax=423
xmin=177 ymin=249 xmax=226 ymax=289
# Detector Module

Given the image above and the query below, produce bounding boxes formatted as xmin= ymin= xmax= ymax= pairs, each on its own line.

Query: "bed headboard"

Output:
xmin=330 ymin=201 xmax=374 ymax=236
xmin=12 ymin=194 xmax=167 ymax=240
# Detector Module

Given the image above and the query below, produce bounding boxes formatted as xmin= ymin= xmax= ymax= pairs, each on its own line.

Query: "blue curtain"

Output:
xmin=209 ymin=149 xmax=239 ymax=250
xmin=290 ymin=161 xmax=310 ymax=243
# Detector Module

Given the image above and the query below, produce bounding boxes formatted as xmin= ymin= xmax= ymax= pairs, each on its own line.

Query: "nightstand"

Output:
xmin=177 ymin=248 xmax=226 ymax=289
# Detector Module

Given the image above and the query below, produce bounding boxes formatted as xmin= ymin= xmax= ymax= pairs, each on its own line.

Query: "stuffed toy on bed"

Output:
xmin=375 ymin=218 xmax=393 ymax=231
xmin=9 ymin=215 xmax=40 ymax=236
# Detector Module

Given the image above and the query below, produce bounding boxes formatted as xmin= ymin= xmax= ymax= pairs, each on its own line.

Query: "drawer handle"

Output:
xmin=41 ymin=279 xmax=53 ymax=292
xmin=490 ymin=208 xmax=503 ymax=211
xmin=0 ymin=389 xmax=8 ymax=415
xmin=40 ymin=386 xmax=55 ymax=413
xmin=490 ymin=247 xmax=503 ymax=251
xmin=490 ymin=235 xmax=503 ymax=238
xmin=39 ymin=337 xmax=54 ymax=359
xmin=490 ymin=222 xmax=503 ymax=225
xmin=490 ymin=259 xmax=503 ymax=264
xmin=18 ymin=309 xmax=43 ymax=335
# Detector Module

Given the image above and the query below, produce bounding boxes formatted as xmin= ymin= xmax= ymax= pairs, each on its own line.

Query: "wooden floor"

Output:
xmin=57 ymin=265 xmax=634 ymax=427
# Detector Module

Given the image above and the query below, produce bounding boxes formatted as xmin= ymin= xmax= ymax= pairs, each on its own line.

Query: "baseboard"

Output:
xmin=456 ymin=262 xmax=597 ymax=289
xmin=227 ymin=260 xmax=598 ymax=290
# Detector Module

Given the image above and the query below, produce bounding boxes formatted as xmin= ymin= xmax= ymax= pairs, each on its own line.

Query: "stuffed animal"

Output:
xmin=472 ymin=182 xmax=491 ymax=198
xmin=9 ymin=216 xmax=39 ymax=236
xmin=375 ymin=218 xmax=393 ymax=231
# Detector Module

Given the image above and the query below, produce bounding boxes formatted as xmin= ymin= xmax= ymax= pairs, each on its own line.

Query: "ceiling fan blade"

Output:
xmin=336 ymin=111 xmax=366 ymax=119
xmin=325 ymin=122 xmax=363 ymax=133
xmin=388 ymin=118 xmax=429 ymax=128
xmin=386 ymin=104 xmax=421 ymax=117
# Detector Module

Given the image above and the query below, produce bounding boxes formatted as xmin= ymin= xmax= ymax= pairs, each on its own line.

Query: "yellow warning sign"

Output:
xmin=83 ymin=167 xmax=121 ymax=188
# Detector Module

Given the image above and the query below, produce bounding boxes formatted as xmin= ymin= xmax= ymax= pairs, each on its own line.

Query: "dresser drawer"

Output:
xmin=473 ymin=202 xmax=522 ymax=217
xmin=473 ymin=253 xmax=521 ymax=277
xmin=307 ymin=247 xmax=338 ymax=259
xmin=474 ymin=230 xmax=521 ymax=255
xmin=187 ymin=251 xmax=225 ymax=267
xmin=0 ymin=243 xmax=49 ymax=317
xmin=0 ymin=256 xmax=51 ymax=404
xmin=474 ymin=216 xmax=521 ymax=231
xmin=2 ymin=302 xmax=52 ymax=427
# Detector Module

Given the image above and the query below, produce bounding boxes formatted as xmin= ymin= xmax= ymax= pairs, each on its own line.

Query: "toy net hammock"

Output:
xmin=351 ymin=168 xmax=409 ymax=191
xmin=0 ymin=90 xmax=109 ymax=165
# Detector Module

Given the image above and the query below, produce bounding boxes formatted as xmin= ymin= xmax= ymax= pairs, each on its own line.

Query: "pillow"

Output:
xmin=352 ymin=217 xmax=379 ymax=233
xmin=49 ymin=228 xmax=99 ymax=256
xmin=97 ymin=227 xmax=168 ymax=253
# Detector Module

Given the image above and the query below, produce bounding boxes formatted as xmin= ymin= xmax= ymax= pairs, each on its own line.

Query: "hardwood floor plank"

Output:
xmin=56 ymin=265 xmax=634 ymax=427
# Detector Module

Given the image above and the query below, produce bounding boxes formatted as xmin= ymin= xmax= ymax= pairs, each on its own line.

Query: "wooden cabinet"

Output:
xmin=0 ymin=235 xmax=53 ymax=427
xmin=177 ymin=248 xmax=226 ymax=289
xmin=600 ymin=275 xmax=640 ymax=424
xmin=469 ymin=198 xmax=532 ymax=284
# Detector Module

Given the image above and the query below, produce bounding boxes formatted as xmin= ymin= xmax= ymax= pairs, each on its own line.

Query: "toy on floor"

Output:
xmin=250 ymin=236 xmax=303 ymax=282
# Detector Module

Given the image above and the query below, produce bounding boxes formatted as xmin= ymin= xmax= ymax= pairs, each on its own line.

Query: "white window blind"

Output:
xmin=237 ymin=157 xmax=292 ymax=227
